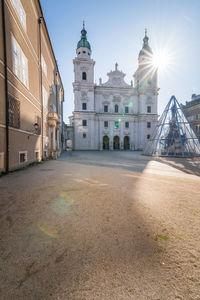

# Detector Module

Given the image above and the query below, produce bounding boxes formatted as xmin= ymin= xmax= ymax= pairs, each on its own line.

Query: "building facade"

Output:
xmin=183 ymin=94 xmax=200 ymax=141
xmin=0 ymin=0 xmax=64 ymax=173
xmin=63 ymin=122 xmax=73 ymax=150
xmin=72 ymin=26 xmax=159 ymax=150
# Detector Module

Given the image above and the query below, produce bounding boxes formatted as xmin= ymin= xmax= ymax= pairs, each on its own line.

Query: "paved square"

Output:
xmin=0 ymin=151 xmax=200 ymax=299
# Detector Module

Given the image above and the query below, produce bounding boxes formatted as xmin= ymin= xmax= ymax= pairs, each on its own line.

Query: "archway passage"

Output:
xmin=124 ymin=136 xmax=130 ymax=150
xmin=113 ymin=136 xmax=120 ymax=150
xmin=103 ymin=136 xmax=109 ymax=150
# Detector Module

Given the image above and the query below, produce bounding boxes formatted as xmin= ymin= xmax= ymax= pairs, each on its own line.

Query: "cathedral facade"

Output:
xmin=72 ymin=25 xmax=159 ymax=150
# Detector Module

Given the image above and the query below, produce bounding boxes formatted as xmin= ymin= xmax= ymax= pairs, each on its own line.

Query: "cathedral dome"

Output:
xmin=77 ymin=24 xmax=91 ymax=50
xmin=139 ymin=29 xmax=153 ymax=57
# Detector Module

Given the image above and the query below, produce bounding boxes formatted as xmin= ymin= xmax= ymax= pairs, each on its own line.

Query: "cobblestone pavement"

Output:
xmin=0 ymin=151 xmax=200 ymax=300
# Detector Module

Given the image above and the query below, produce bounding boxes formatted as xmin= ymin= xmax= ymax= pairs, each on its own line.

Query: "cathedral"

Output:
xmin=71 ymin=24 xmax=159 ymax=150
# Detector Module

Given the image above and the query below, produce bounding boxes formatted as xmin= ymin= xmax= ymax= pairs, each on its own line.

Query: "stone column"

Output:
xmin=52 ymin=126 xmax=56 ymax=152
xmin=110 ymin=137 xmax=113 ymax=150
xmin=57 ymin=128 xmax=59 ymax=149
xmin=57 ymin=128 xmax=60 ymax=155
xmin=100 ymin=136 xmax=103 ymax=151
xmin=48 ymin=126 xmax=51 ymax=156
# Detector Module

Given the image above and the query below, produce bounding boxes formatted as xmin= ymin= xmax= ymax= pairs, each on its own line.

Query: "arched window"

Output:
xmin=115 ymin=104 xmax=119 ymax=113
xmin=82 ymin=72 xmax=87 ymax=80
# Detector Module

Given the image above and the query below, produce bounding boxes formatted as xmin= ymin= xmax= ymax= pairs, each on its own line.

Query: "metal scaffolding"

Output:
xmin=144 ymin=95 xmax=200 ymax=157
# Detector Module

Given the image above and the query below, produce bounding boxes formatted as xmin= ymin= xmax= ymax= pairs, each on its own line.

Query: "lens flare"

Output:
xmin=152 ymin=50 xmax=171 ymax=70
xmin=37 ymin=223 xmax=57 ymax=238
xmin=52 ymin=192 xmax=75 ymax=216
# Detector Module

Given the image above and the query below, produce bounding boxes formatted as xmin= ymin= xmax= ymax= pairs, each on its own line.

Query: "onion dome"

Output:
xmin=139 ymin=29 xmax=153 ymax=56
xmin=77 ymin=22 xmax=91 ymax=50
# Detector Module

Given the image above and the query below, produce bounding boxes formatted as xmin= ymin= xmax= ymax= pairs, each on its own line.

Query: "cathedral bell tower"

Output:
xmin=134 ymin=29 xmax=157 ymax=90
xmin=72 ymin=23 xmax=97 ymax=150
xmin=134 ymin=29 xmax=158 ymax=114
xmin=73 ymin=22 xmax=95 ymax=112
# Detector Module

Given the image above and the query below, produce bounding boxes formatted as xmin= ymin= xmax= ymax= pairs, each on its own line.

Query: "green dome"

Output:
xmin=77 ymin=39 xmax=91 ymax=50
xmin=139 ymin=44 xmax=153 ymax=56
xmin=139 ymin=29 xmax=152 ymax=56
xmin=77 ymin=26 xmax=91 ymax=50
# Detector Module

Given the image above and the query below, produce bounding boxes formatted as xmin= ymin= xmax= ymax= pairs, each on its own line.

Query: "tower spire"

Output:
xmin=77 ymin=22 xmax=91 ymax=50
xmin=143 ymin=28 xmax=149 ymax=45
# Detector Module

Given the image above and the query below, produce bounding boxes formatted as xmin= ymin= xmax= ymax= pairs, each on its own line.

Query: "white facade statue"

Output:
xmin=71 ymin=25 xmax=159 ymax=150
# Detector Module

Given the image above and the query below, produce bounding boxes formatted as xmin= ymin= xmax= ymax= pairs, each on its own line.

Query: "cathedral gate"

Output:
xmin=124 ymin=136 xmax=130 ymax=150
xmin=113 ymin=136 xmax=120 ymax=150
xmin=103 ymin=136 xmax=109 ymax=150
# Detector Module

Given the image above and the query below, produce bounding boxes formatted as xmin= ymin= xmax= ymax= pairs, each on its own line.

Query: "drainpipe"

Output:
xmin=61 ymin=90 xmax=64 ymax=151
xmin=55 ymin=71 xmax=58 ymax=114
xmin=1 ymin=0 xmax=9 ymax=173
xmin=38 ymin=17 xmax=44 ymax=160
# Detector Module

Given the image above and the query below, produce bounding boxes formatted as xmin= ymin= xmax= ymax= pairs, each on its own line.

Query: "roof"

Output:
xmin=77 ymin=26 xmax=91 ymax=50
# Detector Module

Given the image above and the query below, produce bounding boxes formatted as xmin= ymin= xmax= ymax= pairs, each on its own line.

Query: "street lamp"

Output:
xmin=27 ymin=122 xmax=39 ymax=139
xmin=33 ymin=122 xmax=39 ymax=133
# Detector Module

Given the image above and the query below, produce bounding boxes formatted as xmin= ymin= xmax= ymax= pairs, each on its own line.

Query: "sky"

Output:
xmin=40 ymin=0 xmax=200 ymax=123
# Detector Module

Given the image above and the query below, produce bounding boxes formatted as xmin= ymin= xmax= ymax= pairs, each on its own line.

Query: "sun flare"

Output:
xmin=152 ymin=50 xmax=171 ymax=70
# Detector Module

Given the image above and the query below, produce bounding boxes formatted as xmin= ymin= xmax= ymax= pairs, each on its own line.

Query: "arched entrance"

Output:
xmin=103 ymin=136 xmax=109 ymax=150
xmin=113 ymin=136 xmax=120 ymax=150
xmin=124 ymin=136 xmax=130 ymax=150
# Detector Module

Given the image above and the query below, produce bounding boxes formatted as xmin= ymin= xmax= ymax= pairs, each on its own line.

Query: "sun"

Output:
xmin=152 ymin=50 xmax=171 ymax=70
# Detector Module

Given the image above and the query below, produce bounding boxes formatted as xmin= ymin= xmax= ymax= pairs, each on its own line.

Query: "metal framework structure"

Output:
xmin=144 ymin=96 xmax=200 ymax=157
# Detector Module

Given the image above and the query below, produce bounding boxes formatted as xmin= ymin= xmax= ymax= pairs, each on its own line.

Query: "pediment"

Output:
xmin=101 ymin=65 xmax=131 ymax=88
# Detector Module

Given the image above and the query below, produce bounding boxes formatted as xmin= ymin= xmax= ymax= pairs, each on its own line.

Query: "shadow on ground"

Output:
xmin=155 ymin=156 xmax=200 ymax=176
xmin=0 ymin=151 xmax=199 ymax=299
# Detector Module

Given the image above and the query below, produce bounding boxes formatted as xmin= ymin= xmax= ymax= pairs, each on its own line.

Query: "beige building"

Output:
xmin=183 ymin=94 xmax=200 ymax=141
xmin=0 ymin=0 xmax=64 ymax=173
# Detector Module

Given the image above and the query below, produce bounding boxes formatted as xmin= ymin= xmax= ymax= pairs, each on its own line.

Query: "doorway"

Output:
xmin=124 ymin=136 xmax=130 ymax=150
xmin=103 ymin=136 xmax=109 ymax=150
xmin=113 ymin=136 xmax=120 ymax=150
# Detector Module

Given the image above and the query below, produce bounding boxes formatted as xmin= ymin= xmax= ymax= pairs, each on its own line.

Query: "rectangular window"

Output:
xmin=83 ymin=133 xmax=87 ymax=138
xmin=104 ymin=105 xmax=108 ymax=112
xmin=114 ymin=121 xmax=119 ymax=128
xmin=125 ymin=106 xmax=129 ymax=114
xmin=147 ymin=134 xmax=150 ymax=139
xmin=147 ymin=122 xmax=151 ymax=128
xmin=42 ymin=86 xmax=48 ymax=109
xmin=82 ymin=120 xmax=87 ymax=126
xmin=19 ymin=151 xmax=27 ymax=163
xmin=147 ymin=106 xmax=151 ymax=113
xmin=125 ymin=121 xmax=129 ymax=128
xmin=12 ymin=37 xmax=20 ymax=78
xmin=12 ymin=36 xmax=28 ymax=87
xmin=21 ymin=51 xmax=28 ymax=87
xmin=11 ymin=0 xmax=26 ymax=30
xmin=19 ymin=1 xmax=26 ymax=29
xmin=41 ymin=55 xmax=47 ymax=77
xmin=8 ymin=95 xmax=20 ymax=128
xmin=11 ymin=0 xmax=18 ymax=11
xmin=82 ymin=103 xmax=87 ymax=110
xmin=104 ymin=121 xmax=108 ymax=127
